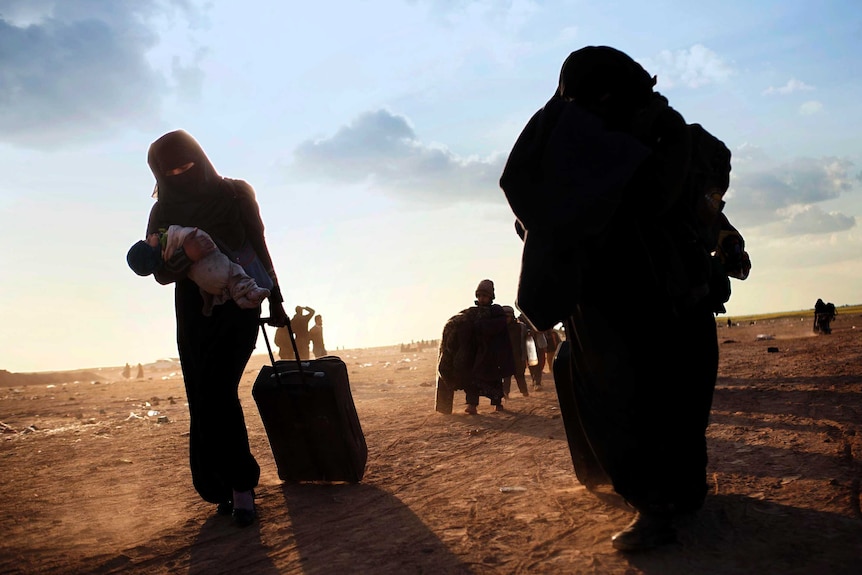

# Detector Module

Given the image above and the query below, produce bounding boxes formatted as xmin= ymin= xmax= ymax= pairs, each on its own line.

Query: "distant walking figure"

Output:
xmin=814 ymin=299 xmax=836 ymax=334
xmin=435 ymin=280 xmax=515 ymax=415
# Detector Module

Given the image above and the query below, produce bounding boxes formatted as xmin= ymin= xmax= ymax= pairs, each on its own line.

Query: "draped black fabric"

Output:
xmin=175 ymin=279 xmax=261 ymax=503
xmin=501 ymin=45 xmax=725 ymax=518
xmin=500 ymin=97 xmax=650 ymax=236
xmin=558 ymin=45 xmax=657 ymax=132
xmin=148 ymin=130 xmax=245 ymax=250
xmin=557 ymin=297 xmax=717 ymax=514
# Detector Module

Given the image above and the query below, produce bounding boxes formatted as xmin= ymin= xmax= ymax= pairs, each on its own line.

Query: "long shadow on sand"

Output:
xmin=622 ymin=494 xmax=862 ymax=575
xmin=271 ymin=482 xmax=471 ymax=574
xmin=188 ymin=515 xmax=280 ymax=575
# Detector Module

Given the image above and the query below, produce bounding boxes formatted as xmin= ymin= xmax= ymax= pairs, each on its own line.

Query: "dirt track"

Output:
xmin=1 ymin=312 xmax=861 ymax=574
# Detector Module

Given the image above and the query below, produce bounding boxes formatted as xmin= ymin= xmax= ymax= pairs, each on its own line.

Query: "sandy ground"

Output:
xmin=1 ymin=312 xmax=861 ymax=574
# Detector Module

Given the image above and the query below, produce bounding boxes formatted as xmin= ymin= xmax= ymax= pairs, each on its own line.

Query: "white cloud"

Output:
xmin=728 ymin=152 xmax=858 ymax=235
xmin=0 ymin=1 xmax=201 ymax=148
xmin=763 ymin=77 xmax=815 ymax=95
xmin=773 ymin=204 xmax=855 ymax=236
xmin=731 ymin=143 xmax=772 ymax=165
xmin=799 ymin=100 xmax=824 ymax=115
xmin=289 ymin=109 xmax=506 ymax=205
xmin=641 ymin=44 xmax=734 ymax=89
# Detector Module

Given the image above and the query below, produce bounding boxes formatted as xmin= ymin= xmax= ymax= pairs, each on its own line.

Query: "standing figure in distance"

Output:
xmin=290 ymin=305 xmax=316 ymax=360
xmin=309 ymin=314 xmax=328 ymax=358
xmin=463 ymin=280 xmax=515 ymax=414
xmin=274 ymin=325 xmax=294 ymax=360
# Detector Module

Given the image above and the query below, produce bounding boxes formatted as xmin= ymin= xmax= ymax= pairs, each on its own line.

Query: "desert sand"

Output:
xmin=1 ymin=312 xmax=861 ymax=574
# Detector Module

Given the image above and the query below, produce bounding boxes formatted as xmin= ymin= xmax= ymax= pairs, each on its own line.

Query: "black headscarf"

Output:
xmin=557 ymin=46 xmax=657 ymax=131
xmin=148 ymin=130 xmax=245 ymax=249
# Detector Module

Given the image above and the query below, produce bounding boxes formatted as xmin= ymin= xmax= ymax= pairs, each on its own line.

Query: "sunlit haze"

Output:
xmin=1 ymin=1 xmax=860 ymax=372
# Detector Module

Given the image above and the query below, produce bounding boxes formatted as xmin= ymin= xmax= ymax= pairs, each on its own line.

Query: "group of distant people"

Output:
xmin=121 ymin=363 xmax=145 ymax=379
xmin=274 ymin=306 xmax=328 ymax=360
xmin=400 ymin=340 xmax=438 ymax=353
xmin=502 ymin=305 xmax=562 ymax=398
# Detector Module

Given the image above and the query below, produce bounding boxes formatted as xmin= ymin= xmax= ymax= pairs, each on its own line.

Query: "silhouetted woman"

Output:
xmin=144 ymin=130 xmax=288 ymax=526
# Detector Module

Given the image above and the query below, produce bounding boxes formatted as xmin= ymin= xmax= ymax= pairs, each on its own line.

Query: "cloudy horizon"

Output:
xmin=1 ymin=0 xmax=860 ymax=372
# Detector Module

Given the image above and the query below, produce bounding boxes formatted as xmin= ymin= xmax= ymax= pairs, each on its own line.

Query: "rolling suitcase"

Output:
xmin=252 ymin=318 xmax=367 ymax=483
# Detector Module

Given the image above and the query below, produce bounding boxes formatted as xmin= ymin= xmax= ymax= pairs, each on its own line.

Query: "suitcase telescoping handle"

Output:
xmin=259 ymin=317 xmax=305 ymax=382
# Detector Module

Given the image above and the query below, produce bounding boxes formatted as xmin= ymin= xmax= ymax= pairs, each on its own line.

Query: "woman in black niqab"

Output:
xmin=148 ymin=130 xmax=246 ymax=250
xmin=500 ymin=46 xmax=718 ymax=552
xmin=142 ymin=129 xmax=288 ymax=527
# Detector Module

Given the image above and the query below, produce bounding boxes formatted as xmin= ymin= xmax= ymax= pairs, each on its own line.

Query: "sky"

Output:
xmin=1 ymin=0 xmax=860 ymax=373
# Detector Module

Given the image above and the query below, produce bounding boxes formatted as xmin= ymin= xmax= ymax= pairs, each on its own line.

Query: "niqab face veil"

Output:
xmin=557 ymin=46 xmax=657 ymax=130
xmin=148 ymin=130 xmax=245 ymax=249
xmin=148 ymin=130 xmax=218 ymax=201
